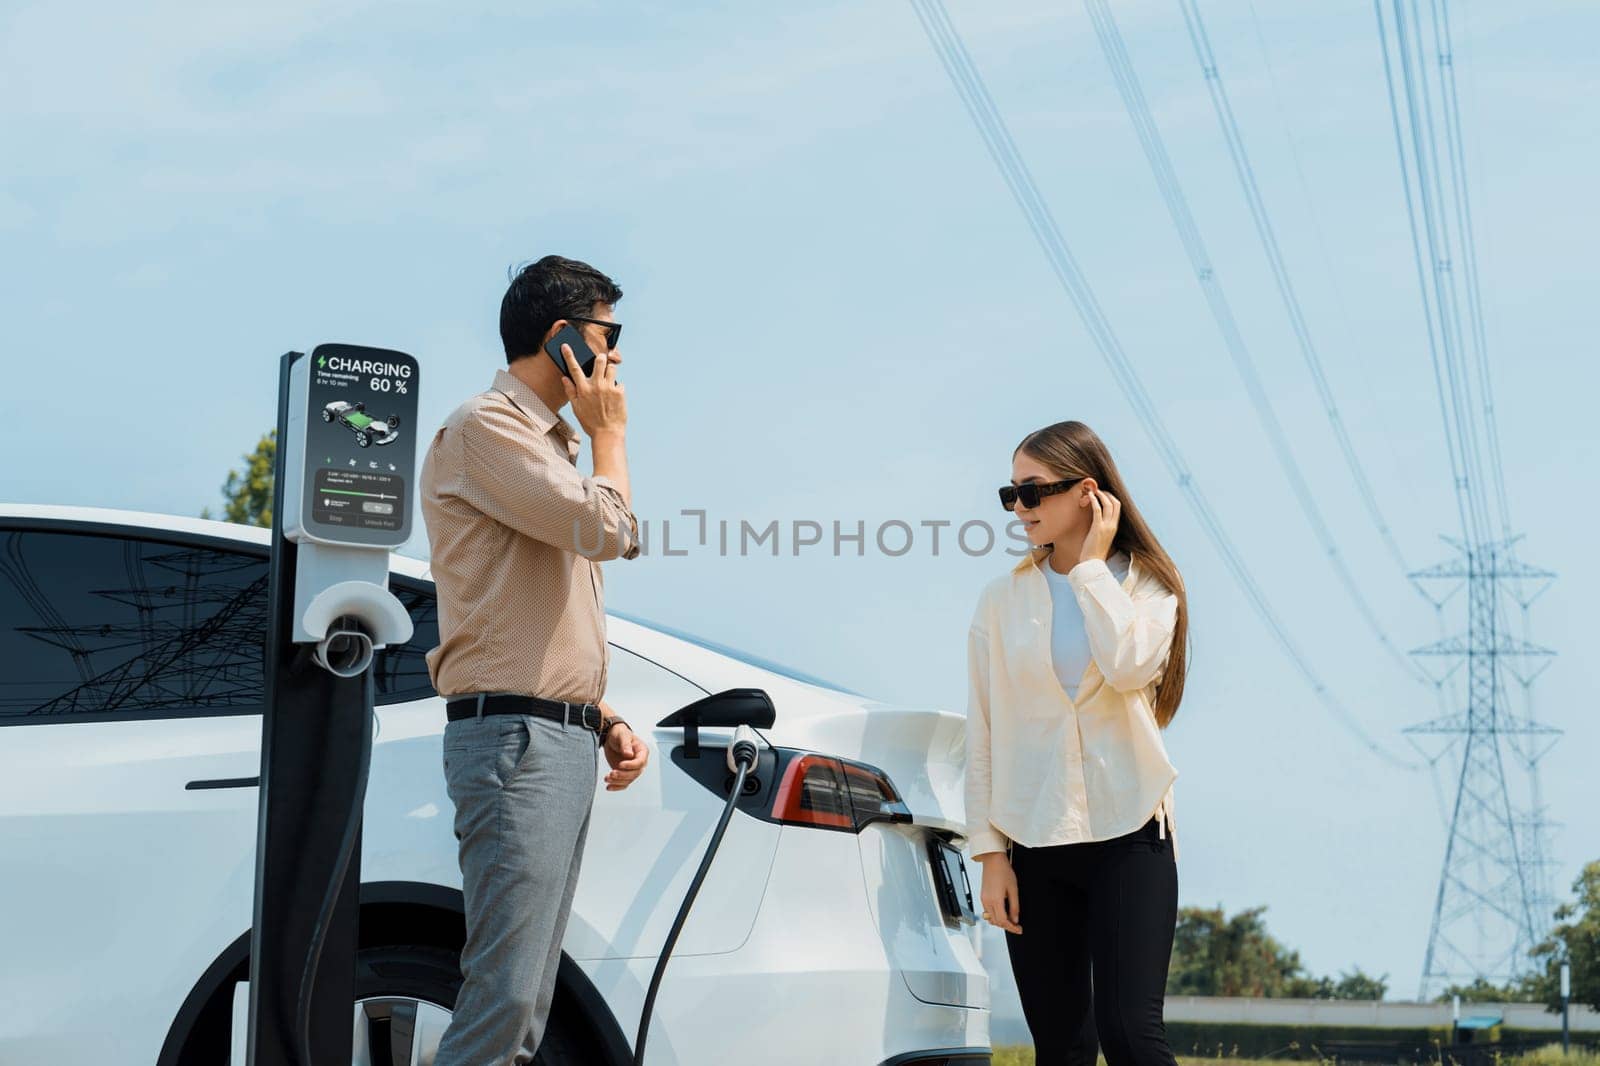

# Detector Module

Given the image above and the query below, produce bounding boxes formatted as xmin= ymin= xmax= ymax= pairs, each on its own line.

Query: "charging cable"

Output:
xmin=632 ymin=724 xmax=761 ymax=1065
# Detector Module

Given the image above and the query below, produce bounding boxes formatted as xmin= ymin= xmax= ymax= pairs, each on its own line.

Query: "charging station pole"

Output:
xmin=248 ymin=344 xmax=420 ymax=1066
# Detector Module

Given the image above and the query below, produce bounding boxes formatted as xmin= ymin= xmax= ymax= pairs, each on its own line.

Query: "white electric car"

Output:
xmin=0 ymin=504 xmax=990 ymax=1066
xmin=323 ymin=400 xmax=402 ymax=447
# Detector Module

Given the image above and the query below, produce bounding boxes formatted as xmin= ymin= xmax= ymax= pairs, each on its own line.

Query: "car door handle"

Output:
xmin=186 ymin=776 xmax=260 ymax=791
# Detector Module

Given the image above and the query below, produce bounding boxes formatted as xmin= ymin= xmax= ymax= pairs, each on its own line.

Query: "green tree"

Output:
xmin=1168 ymin=906 xmax=1389 ymax=1000
xmin=1430 ymin=861 xmax=1600 ymax=1012
xmin=202 ymin=430 xmax=275 ymax=527
xmin=1329 ymin=968 xmax=1390 ymax=1000
xmin=1168 ymin=905 xmax=1307 ymax=997
xmin=1286 ymin=973 xmax=1334 ymax=999
xmin=1523 ymin=860 xmax=1600 ymax=1012
xmin=1435 ymin=976 xmax=1531 ymax=1005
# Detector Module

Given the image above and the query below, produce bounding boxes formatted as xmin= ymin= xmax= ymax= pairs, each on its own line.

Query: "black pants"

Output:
xmin=1005 ymin=817 xmax=1179 ymax=1066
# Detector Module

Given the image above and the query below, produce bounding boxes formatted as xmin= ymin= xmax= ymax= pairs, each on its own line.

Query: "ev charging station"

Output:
xmin=246 ymin=344 xmax=420 ymax=1066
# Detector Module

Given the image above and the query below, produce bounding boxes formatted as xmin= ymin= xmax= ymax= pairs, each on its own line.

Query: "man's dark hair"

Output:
xmin=499 ymin=255 xmax=623 ymax=364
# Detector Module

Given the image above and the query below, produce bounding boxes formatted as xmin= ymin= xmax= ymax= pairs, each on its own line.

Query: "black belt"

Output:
xmin=446 ymin=693 xmax=603 ymax=733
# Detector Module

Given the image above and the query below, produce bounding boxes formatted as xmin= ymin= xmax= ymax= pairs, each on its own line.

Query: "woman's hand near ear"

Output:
xmin=1081 ymin=486 xmax=1120 ymax=560
xmin=1079 ymin=488 xmax=1122 ymax=565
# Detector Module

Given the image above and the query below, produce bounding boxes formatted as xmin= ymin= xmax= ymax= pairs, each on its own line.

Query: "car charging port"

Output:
xmin=722 ymin=770 xmax=764 ymax=796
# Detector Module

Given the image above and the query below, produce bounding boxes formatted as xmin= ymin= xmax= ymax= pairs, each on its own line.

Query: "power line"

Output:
xmin=1373 ymin=0 xmax=1477 ymax=546
xmin=1403 ymin=0 xmax=1496 ymax=544
xmin=1177 ymin=0 xmax=1415 ymax=576
xmin=1427 ymin=0 xmax=1512 ymax=542
xmin=1240 ymin=1 xmax=1432 ymax=516
xmin=1083 ymin=0 xmax=1428 ymax=685
xmin=907 ymin=0 xmax=1416 ymax=768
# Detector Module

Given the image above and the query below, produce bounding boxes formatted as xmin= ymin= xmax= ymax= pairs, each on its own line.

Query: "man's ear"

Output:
xmin=540 ymin=319 xmax=569 ymax=349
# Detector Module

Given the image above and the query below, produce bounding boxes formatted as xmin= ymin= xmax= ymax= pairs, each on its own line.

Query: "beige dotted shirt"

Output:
xmin=419 ymin=368 xmax=640 ymax=704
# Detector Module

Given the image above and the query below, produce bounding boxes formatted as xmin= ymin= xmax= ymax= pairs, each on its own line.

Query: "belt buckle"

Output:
xmin=566 ymin=702 xmax=599 ymax=732
xmin=558 ymin=700 xmax=600 ymax=733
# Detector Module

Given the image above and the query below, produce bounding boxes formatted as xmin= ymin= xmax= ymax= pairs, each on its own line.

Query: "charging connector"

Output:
xmin=312 ymin=614 xmax=375 ymax=677
xmin=727 ymin=725 xmax=759 ymax=777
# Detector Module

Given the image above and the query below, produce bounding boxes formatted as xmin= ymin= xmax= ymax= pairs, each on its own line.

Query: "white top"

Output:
xmin=964 ymin=551 xmax=1181 ymax=860
xmin=1043 ymin=550 xmax=1132 ymax=700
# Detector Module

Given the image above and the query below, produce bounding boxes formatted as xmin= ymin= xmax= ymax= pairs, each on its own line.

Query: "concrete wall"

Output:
xmin=978 ymin=924 xmax=1597 ymax=1044
xmin=1163 ymin=996 xmax=1600 ymax=1032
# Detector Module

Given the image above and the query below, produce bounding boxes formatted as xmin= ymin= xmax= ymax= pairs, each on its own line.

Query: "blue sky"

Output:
xmin=3 ymin=0 xmax=1595 ymax=997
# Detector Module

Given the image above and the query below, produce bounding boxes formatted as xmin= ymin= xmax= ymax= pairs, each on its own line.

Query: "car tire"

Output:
xmin=357 ymin=433 xmax=370 ymax=448
xmin=322 ymin=410 xmax=333 ymax=423
xmin=354 ymin=944 xmax=595 ymax=1066
xmin=387 ymin=415 xmax=401 ymax=429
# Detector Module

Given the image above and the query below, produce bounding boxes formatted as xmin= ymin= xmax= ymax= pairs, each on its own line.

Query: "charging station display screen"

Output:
xmin=311 ymin=469 xmax=404 ymax=530
xmin=293 ymin=344 xmax=420 ymax=548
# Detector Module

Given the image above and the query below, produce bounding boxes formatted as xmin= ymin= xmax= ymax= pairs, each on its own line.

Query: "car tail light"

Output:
xmin=770 ymin=753 xmax=912 ymax=833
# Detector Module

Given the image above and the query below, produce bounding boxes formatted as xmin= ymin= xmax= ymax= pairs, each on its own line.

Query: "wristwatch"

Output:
xmin=599 ymin=716 xmax=629 ymax=742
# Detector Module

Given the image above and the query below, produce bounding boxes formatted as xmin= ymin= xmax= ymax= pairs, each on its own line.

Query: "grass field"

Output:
xmin=988 ymin=1047 xmax=1600 ymax=1066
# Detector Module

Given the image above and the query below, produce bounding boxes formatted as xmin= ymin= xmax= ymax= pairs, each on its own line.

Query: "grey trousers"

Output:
xmin=434 ymin=711 xmax=600 ymax=1066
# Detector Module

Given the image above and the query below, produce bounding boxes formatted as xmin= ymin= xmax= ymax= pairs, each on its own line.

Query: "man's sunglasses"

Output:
xmin=569 ymin=316 xmax=623 ymax=352
xmin=998 ymin=477 xmax=1087 ymax=512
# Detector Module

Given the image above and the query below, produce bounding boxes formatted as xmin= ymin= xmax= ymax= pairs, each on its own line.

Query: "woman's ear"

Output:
xmin=1080 ymin=477 xmax=1099 ymax=503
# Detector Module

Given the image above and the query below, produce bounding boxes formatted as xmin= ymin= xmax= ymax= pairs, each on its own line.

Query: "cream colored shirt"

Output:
xmin=419 ymin=369 xmax=640 ymax=704
xmin=964 ymin=550 xmax=1181 ymax=861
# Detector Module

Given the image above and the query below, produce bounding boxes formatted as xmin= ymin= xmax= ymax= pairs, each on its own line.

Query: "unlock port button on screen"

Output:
xmin=361 ymin=501 xmax=395 ymax=515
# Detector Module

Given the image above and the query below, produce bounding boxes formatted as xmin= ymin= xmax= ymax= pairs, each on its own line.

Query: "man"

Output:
xmin=419 ymin=254 xmax=650 ymax=1065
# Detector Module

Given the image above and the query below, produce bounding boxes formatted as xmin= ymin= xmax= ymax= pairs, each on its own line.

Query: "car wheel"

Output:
xmin=357 ymin=433 xmax=370 ymax=448
xmin=353 ymin=944 xmax=594 ymax=1066
xmin=322 ymin=410 xmax=334 ymax=423
xmin=387 ymin=415 xmax=401 ymax=429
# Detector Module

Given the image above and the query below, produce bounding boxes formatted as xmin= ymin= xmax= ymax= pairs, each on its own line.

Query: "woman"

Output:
xmin=965 ymin=420 xmax=1189 ymax=1066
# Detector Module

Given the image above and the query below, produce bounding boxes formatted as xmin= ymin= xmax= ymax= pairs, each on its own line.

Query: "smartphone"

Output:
xmin=544 ymin=324 xmax=599 ymax=381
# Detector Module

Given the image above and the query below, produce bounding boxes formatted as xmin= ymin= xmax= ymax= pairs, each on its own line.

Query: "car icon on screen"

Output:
xmin=322 ymin=400 xmax=401 ymax=448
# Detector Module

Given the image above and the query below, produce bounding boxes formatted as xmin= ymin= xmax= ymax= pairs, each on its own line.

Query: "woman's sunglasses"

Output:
xmin=998 ymin=477 xmax=1086 ymax=512
xmin=569 ymin=315 xmax=623 ymax=352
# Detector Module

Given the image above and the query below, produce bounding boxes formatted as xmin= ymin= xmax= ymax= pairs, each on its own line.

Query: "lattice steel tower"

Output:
xmin=1408 ymin=537 xmax=1557 ymax=997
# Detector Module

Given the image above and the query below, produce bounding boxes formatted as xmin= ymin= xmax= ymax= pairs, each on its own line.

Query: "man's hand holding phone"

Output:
xmin=558 ymin=341 xmax=632 ymax=507
xmin=559 ymin=343 xmax=627 ymax=440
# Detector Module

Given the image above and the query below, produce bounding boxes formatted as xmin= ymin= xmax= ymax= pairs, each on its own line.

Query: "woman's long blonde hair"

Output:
xmin=1010 ymin=420 xmax=1189 ymax=726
